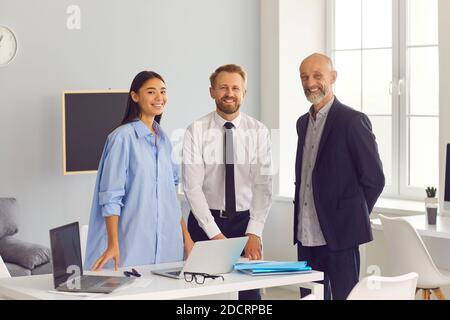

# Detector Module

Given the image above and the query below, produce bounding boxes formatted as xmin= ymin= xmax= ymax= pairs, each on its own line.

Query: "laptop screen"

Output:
xmin=49 ymin=222 xmax=83 ymax=288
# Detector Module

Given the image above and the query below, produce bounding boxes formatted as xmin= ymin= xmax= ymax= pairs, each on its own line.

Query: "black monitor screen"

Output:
xmin=49 ymin=222 xmax=83 ymax=288
xmin=446 ymin=144 xmax=450 ymax=203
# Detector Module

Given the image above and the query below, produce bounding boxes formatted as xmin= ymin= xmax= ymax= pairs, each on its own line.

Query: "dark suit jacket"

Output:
xmin=294 ymin=97 xmax=385 ymax=251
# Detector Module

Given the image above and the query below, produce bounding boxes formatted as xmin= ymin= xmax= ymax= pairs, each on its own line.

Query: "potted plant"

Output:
xmin=425 ymin=187 xmax=438 ymax=225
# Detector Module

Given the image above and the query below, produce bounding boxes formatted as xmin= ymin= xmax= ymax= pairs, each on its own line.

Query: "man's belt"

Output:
xmin=210 ymin=209 xmax=250 ymax=219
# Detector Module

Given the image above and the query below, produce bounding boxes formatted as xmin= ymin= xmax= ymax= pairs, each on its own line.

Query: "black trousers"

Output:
xmin=297 ymin=243 xmax=360 ymax=300
xmin=188 ymin=210 xmax=261 ymax=300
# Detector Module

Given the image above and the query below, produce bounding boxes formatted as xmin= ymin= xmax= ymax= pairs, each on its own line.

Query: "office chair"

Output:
xmin=0 ymin=255 xmax=11 ymax=300
xmin=300 ymin=273 xmax=418 ymax=300
xmin=346 ymin=272 xmax=418 ymax=300
xmin=379 ymin=214 xmax=450 ymax=300
xmin=300 ymin=293 xmax=317 ymax=300
xmin=0 ymin=256 xmax=11 ymax=278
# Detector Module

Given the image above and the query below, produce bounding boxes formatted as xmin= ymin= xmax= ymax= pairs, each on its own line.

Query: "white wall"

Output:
xmin=439 ymin=0 xmax=450 ymax=215
xmin=260 ymin=0 xmax=280 ymax=191
xmin=279 ymin=0 xmax=326 ymax=198
xmin=0 ymin=0 xmax=261 ymax=246
xmin=261 ymin=0 xmax=326 ymax=198
xmin=261 ymin=0 xmax=326 ymax=261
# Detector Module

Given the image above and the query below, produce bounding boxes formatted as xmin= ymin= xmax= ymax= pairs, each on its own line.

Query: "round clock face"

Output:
xmin=0 ymin=25 xmax=18 ymax=66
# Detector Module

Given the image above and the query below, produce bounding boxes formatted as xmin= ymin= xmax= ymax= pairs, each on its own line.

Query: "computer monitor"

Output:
xmin=445 ymin=144 xmax=450 ymax=211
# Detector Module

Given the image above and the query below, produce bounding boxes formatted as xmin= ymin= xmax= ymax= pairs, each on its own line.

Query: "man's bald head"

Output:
xmin=299 ymin=53 xmax=337 ymax=109
xmin=300 ymin=53 xmax=334 ymax=72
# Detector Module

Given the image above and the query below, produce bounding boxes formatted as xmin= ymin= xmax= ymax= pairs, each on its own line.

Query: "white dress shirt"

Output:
xmin=182 ymin=111 xmax=273 ymax=239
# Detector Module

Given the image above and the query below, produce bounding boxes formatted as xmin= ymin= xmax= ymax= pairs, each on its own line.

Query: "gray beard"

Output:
xmin=305 ymin=87 xmax=328 ymax=105
xmin=307 ymin=93 xmax=326 ymax=105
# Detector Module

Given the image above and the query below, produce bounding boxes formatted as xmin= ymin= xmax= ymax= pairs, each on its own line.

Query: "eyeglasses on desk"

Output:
xmin=183 ymin=272 xmax=224 ymax=284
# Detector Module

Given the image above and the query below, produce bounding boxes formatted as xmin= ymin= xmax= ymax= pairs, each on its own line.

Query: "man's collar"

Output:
xmin=214 ymin=111 xmax=242 ymax=128
xmin=309 ymin=96 xmax=335 ymax=118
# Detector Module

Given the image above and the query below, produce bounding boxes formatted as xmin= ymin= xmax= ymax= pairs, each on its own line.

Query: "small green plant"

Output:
xmin=425 ymin=187 xmax=437 ymax=198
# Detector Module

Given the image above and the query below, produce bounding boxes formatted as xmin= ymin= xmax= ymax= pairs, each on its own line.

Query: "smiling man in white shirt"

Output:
xmin=182 ymin=64 xmax=273 ymax=300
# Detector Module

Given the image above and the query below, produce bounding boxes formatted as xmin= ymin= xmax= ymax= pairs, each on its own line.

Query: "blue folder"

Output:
xmin=234 ymin=261 xmax=312 ymax=275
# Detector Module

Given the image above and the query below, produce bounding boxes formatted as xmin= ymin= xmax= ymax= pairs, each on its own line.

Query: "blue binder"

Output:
xmin=234 ymin=261 xmax=312 ymax=276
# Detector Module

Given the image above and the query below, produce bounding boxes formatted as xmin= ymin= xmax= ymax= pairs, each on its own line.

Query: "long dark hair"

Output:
xmin=121 ymin=71 xmax=165 ymax=125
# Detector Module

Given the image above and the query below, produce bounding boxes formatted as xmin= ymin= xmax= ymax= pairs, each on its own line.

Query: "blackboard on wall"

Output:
xmin=62 ymin=90 xmax=128 ymax=174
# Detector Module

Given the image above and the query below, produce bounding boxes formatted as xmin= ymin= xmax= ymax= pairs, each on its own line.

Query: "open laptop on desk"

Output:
xmin=152 ymin=236 xmax=248 ymax=279
xmin=49 ymin=222 xmax=133 ymax=293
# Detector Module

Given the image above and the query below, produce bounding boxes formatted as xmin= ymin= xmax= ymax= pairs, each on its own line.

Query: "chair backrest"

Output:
xmin=80 ymin=225 xmax=89 ymax=266
xmin=300 ymin=294 xmax=317 ymax=300
xmin=347 ymin=272 xmax=418 ymax=300
xmin=379 ymin=214 xmax=445 ymax=287
xmin=0 ymin=255 xmax=11 ymax=278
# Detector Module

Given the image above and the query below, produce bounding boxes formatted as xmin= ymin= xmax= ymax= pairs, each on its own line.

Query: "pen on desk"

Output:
xmin=124 ymin=268 xmax=141 ymax=277
xmin=132 ymin=268 xmax=141 ymax=277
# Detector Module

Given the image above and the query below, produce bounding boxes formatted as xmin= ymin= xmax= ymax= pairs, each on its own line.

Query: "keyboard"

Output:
xmin=79 ymin=275 xmax=108 ymax=288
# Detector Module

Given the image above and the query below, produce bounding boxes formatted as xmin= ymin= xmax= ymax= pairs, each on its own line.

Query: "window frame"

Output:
xmin=326 ymin=0 xmax=439 ymax=200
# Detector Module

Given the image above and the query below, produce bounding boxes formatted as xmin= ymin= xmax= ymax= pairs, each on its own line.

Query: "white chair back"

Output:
xmin=347 ymin=272 xmax=418 ymax=300
xmin=379 ymin=214 xmax=447 ymax=288
xmin=300 ymin=294 xmax=317 ymax=300
xmin=0 ymin=255 xmax=11 ymax=278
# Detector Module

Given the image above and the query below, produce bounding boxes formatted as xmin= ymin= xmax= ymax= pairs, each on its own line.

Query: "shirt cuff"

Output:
xmin=245 ymin=219 xmax=265 ymax=238
xmin=101 ymin=203 xmax=121 ymax=217
xmin=203 ymin=221 xmax=222 ymax=239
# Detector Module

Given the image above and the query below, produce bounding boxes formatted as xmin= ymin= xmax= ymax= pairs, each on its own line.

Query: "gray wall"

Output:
xmin=0 ymin=0 xmax=260 ymax=246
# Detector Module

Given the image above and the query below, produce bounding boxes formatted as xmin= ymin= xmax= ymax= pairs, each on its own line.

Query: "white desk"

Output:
xmin=371 ymin=215 xmax=450 ymax=239
xmin=0 ymin=262 xmax=324 ymax=300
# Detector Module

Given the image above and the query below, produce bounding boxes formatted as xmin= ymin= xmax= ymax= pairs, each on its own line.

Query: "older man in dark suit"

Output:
xmin=294 ymin=53 xmax=385 ymax=300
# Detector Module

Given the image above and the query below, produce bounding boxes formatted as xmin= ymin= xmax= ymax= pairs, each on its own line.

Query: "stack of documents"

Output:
xmin=234 ymin=261 xmax=312 ymax=276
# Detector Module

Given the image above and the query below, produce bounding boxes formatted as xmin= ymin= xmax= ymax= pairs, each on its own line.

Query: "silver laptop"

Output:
xmin=49 ymin=222 xmax=133 ymax=293
xmin=152 ymin=237 xmax=248 ymax=279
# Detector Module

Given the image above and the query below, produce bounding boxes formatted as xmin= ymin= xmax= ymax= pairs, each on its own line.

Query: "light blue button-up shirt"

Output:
xmin=84 ymin=119 xmax=183 ymax=270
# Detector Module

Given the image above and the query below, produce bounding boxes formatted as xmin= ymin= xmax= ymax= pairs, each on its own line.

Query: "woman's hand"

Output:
xmin=180 ymin=218 xmax=195 ymax=260
xmin=92 ymin=245 xmax=120 ymax=271
xmin=93 ymin=216 xmax=120 ymax=271
xmin=184 ymin=237 xmax=195 ymax=260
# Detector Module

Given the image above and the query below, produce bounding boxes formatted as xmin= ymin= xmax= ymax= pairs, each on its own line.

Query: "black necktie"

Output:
xmin=224 ymin=122 xmax=236 ymax=220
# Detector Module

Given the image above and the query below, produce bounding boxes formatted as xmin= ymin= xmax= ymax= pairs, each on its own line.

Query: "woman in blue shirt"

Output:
xmin=84 ymin=71 xmax=194 ymax=270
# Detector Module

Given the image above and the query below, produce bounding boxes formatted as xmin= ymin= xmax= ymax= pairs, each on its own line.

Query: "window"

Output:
xmin=329 ymin=0 xmax=439 ymax=199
